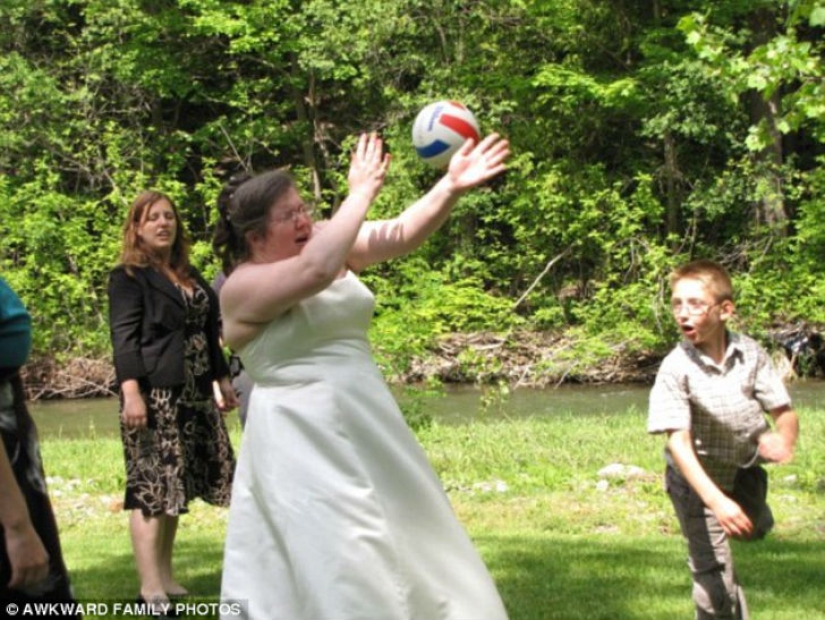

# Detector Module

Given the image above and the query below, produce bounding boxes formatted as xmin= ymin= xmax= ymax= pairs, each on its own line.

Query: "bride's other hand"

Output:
xmin=445 ymin=133 xmax=510 ymax=193
xmin=347 ymin=133 xmax=391 ymax=202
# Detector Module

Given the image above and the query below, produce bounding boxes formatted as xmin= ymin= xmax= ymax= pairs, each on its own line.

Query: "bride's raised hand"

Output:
xmin=445 ymin=133 xmax=510 ymax=193
xmin=347 ymin=132 xmax=391 ymax=202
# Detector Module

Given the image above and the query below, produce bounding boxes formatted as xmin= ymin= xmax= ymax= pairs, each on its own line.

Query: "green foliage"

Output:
xmin=679 ymin=6 xmax=825 ymax=146
xmin=1 ymin=0 xmax=824 ymax=376
xmin=369 ymin=259 xmax=521 ymax=379
xmin=395 ymin=377 xmax=443 ymax=431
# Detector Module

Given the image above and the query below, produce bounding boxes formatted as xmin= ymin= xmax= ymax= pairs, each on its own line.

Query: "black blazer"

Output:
xmin=107 ymin=265 xmax=230 ymax=389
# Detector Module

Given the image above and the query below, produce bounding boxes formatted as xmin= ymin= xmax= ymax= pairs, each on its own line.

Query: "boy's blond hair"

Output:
xmin=669 ymin=259 xmax=733 ymax=303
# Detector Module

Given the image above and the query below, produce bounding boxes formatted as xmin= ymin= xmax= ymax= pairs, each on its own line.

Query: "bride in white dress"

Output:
xmin=214 ymin=132 xmax=510 ymax=620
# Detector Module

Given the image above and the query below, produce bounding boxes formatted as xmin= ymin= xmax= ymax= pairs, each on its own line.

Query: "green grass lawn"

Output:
xmin=40 ymin=406 xmax=825 ymax=619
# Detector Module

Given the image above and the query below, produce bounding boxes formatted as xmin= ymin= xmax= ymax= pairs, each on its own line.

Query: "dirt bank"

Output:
xmin=22 ymin=356 xmax=118 ymax=400
xmin=401 ymin=331 xmax=662 ymax=387
xmin=23 ymin=325 xmax=818 ymax=400
xmin=20 ymin=330 xmax=663 ymax=400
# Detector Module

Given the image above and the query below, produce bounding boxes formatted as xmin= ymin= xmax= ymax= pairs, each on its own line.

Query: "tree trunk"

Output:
xmin=663 ymin=131 xmax=680 ymax=243
xmin=748 ymin=7 xmax=787 ymax=231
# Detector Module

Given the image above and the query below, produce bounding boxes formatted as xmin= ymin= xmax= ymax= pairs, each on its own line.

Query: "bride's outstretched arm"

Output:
xmin=347 ymin=133 xmax=509 ymax=272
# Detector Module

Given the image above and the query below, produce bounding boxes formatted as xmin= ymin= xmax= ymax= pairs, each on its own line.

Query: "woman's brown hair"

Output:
xmin=119 ymin=190 xmax=191 ymax=282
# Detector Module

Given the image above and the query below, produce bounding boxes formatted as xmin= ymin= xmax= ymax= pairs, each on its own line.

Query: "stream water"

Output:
xmin=29 ymin=379 xmax=825 ymax=440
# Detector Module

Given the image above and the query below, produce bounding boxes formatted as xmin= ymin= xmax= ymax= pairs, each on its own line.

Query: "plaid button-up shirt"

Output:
xmin=648 ymin=332 xmax=791 ymax=491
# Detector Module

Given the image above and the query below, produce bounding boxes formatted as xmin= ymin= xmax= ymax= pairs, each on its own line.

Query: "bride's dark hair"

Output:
xmin=212 ymin=169 xmax=296 ymax=274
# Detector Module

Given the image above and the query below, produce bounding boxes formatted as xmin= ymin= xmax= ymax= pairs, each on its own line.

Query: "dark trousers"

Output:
xmin=0 ymin=376 xmax=79 ymax=617
xmin=666 ymin=464 xmax=773 ymax=620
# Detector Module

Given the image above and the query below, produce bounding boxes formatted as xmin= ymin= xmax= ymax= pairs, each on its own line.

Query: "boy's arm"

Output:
xmin=667 ymin=429 xmax=755 ymax=539
xmin=758 ymin=405 xmax=799 ymax=464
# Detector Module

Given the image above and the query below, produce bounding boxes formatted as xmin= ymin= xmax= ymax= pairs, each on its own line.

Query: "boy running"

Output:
xmin=648 ymin=259 xmax=799 ymax=619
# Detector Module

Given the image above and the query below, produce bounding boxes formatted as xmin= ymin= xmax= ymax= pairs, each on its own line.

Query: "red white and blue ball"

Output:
xmin=412 ymin=101 xmax=480 ymax=169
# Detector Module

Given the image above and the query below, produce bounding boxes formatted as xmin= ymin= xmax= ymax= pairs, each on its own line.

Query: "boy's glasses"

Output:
xmin=271 ymin=203 xmax=315 ymax=224
xmin=670 ymin=300 xmax=719 ymax=316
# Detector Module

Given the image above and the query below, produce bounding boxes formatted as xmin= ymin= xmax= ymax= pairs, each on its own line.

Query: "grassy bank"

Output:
xmin=40 ymin=407 xmax=825 ymax=620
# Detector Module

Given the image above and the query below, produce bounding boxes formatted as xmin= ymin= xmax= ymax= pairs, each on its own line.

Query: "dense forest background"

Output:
xmin=1 ymin=0 xmax=824 ymax=394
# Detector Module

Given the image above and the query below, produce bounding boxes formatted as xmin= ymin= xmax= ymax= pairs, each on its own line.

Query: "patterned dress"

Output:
xmin=121 ymin=282 xmax=235 ymax=516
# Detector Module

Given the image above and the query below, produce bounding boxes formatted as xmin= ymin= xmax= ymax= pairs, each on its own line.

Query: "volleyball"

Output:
xmin=412 ymin=100 xmax=480 ymax=169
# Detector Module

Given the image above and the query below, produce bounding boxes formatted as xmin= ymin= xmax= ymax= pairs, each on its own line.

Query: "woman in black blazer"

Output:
xmin=107 ymin=190 xmax=237 ymax=613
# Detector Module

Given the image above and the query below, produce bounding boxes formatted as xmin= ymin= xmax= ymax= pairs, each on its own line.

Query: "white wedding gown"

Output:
xmin=220 ymin=271 xmax=508 ymax=620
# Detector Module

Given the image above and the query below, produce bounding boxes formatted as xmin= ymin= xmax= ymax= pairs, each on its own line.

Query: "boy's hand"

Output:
xmin=757 ymin=431 xmax=794 ymax=464
xmin=710 ymin=495 xmax=754 ymax=540
xmin=667 ymin=428 xmax=758 ymax=538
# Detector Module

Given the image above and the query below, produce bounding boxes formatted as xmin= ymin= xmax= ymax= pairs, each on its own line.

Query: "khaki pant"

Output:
xmin=665 ymin=464 xmax=772 ymax=620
